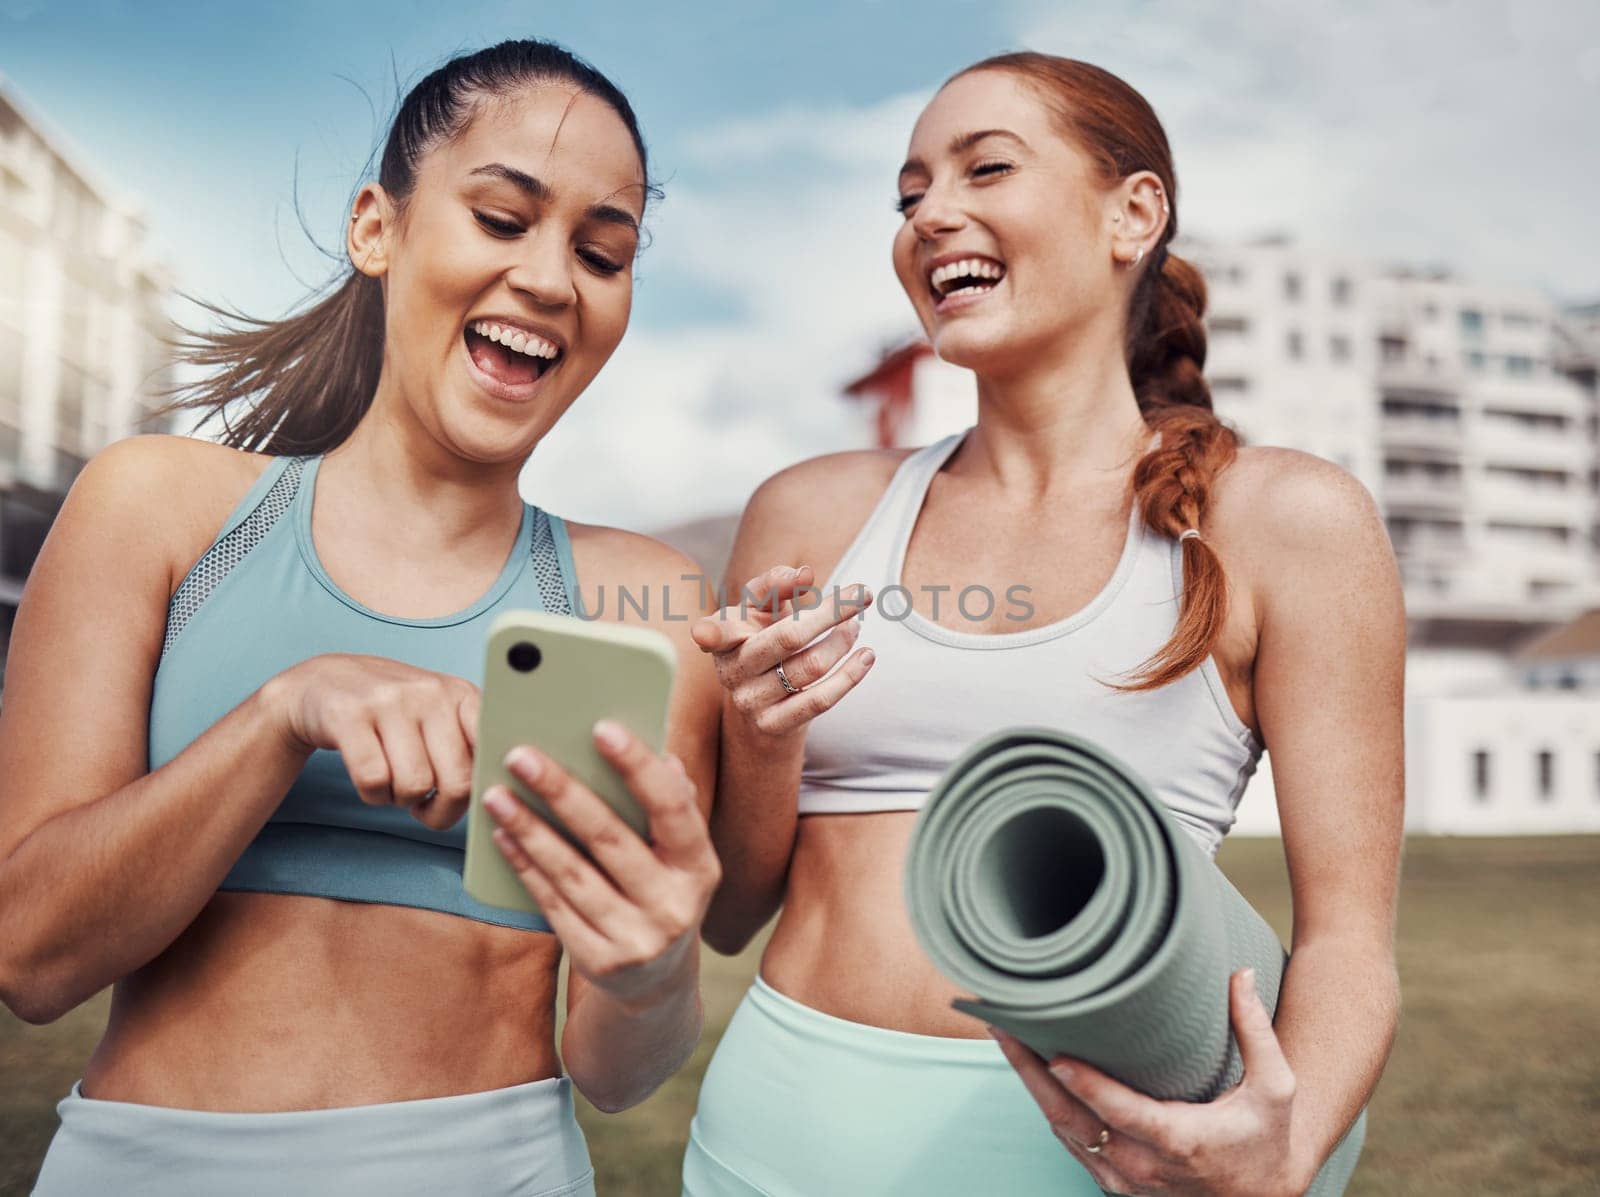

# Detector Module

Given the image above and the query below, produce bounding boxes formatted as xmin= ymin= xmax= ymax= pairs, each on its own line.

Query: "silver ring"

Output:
xmin=774 ymin=660 xmax=802 ymax=695
xmin=1084 ymin=1127 xmax=1110 ymax=1154
xmin=418 ymin=788 xmax=438 ymax=804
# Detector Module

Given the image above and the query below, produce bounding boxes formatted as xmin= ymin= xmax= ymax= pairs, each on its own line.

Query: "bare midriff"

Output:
xmin=759 ymin=812 xmax=986 ymax=1038
xmin=81 ymin=891 xmax=562 ymax=1112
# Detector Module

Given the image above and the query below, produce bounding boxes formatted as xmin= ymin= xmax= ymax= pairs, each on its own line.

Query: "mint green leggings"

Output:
xmin=683 ymin=974 xmax=1102 ymax=1196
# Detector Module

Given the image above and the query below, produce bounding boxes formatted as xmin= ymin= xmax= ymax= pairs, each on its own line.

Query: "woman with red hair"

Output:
xmin=686 ymin=53 xmax=1402 ymax=1195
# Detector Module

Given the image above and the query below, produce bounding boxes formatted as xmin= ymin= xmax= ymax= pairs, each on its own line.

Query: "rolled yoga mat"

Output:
xmin=905 ymin=726 xmax=1365 ymax=1196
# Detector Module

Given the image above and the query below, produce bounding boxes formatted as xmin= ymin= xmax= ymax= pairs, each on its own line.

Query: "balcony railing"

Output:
xmin=1382 ymin=412 xmax=1464 ymax=451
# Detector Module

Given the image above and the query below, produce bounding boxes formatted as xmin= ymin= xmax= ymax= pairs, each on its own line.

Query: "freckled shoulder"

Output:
xmin=1205 ymin=443 xmax=1390 ymax=623
xmin=722 ymin=446 xmax=917 ymax=595
xmin=560 ymin=521 xmax=718 ymax=627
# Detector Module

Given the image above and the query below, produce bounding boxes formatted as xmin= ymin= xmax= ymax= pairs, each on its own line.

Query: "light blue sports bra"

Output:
xmin=148 ymin=454 xmax=577 ymax=933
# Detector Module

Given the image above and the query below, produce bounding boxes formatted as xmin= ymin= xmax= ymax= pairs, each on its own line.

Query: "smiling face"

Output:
xmin=892 ymin=69 xmax=1126 ymax=376
xmin=350 ymin=84 xmax=646 ymax=463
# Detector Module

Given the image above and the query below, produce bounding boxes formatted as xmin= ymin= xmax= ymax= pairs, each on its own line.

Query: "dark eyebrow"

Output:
xmin=467 ymin=162 xmax=641 ymax=235
xmin=898 ymin=129 xmax=1030 ymax=183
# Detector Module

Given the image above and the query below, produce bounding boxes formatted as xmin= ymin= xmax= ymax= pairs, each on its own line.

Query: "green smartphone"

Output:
xmin=463 ymin=609 xmax=678 ymax=915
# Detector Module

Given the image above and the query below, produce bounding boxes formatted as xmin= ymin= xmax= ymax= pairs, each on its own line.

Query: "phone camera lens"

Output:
xmin=508 ymin=642 xmax=542 ymax=673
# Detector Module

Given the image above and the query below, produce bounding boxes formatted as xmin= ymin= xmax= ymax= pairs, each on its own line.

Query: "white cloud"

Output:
xmin=531 ymin=0 xmax=1597 ymax=539
xmin=1013 ymin=0 xmax=1599 ymax=297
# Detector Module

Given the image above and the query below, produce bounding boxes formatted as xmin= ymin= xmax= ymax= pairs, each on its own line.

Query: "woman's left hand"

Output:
xmin=482 ymin=719 xmax=720 ymax=1009
xmin=990 ymin=968 xmax=1310 ymax=1197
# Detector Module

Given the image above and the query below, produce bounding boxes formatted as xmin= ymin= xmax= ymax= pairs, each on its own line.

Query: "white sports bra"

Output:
xmin=795 ymin=427 xmax=1263 ymax=857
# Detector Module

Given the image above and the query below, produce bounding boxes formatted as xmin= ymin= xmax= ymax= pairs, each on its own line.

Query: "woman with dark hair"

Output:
xmin=0 ymin=39 xmax=721 ymax=1196
xmin=686 ymin=53 xmax=1402 ymax=1195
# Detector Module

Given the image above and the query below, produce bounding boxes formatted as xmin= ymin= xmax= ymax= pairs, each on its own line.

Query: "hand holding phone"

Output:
xmin=465 ymin=611 xmax=722 ymax=1008
xmin=463 ymin=610 xmax=677 ymax=915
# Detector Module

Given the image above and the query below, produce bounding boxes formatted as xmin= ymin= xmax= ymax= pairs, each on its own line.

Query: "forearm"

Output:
xmin=561 ymin=948 xmax=704 ymax=1113
xmin=0 ymin=681 xmax=309 ymax=1021
xmin=1274 ymin=932 xmax=1399 ymax=1179
xmin=702 ymin=708 xmax=804 ymax=953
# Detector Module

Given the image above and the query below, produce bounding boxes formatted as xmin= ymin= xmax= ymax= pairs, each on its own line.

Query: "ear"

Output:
xmin=1109 ymin=171 xmax=1168 ymax=268
xmin=347 ymin=183 xmax=395 ymax=280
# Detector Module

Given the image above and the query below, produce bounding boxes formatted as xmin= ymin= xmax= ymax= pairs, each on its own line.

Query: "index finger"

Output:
xmin=737 ymin=582 xmax=872 ymax=676
xmin=733 ymin=563 xmax=814 ymax=614
xmin=691 ymin=565 xmax=815 ymax=653
xmin=595 ymin=721 xmax=711 ymax=867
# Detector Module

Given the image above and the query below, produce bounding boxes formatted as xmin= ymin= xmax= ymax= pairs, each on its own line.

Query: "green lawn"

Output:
xmin=4 ymin=836 xmax=1597 ymax=1195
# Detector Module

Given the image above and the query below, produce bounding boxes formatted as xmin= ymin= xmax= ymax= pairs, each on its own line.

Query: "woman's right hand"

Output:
xmin=690 ymin=565 xmax=876 ymax=739
xmin=262 ymin=654 xmax=480 ymax=830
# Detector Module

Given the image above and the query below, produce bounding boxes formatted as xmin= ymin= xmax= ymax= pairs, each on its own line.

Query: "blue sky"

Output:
xmin=3 ymin=0 xmax=1596 ymax=528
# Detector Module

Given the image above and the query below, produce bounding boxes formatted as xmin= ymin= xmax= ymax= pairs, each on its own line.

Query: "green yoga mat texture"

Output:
xmin=905 ymin=727 xmax=1365 ymax=1196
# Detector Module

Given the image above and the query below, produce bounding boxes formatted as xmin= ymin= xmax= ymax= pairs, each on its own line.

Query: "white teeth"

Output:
xmin=929 ymin=257 xmax=1005 ymax=293
xmin=470 ymin=320 xmax=560 ymax=360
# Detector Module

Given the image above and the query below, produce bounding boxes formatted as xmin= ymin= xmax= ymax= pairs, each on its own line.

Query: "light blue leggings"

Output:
xmin=33 ymin=1074 xmax=595 ymax=1196
xmin=683 ymin=974 xmax=1103 ymax=1196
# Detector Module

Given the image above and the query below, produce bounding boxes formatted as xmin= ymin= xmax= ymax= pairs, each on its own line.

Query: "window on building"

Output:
xmin=1283 ymin=273 xmax=1302 ymax=302
xmin=1330 ymin=335 xmax=1352 ymax=362
xmin=1536 ymin=750 xmax=1556 ymax=801
xmin=1487 ymin=520 xmax=1572 ymax=546
xmin=1506 ymin=355 xmax=1534 ymax=377
xmin=1380 ymin=335 xmax=1407 ymax=363
xmin=1465 ymin=350 xmax=1486 ymax=371
xmin=1210 ymin=376 xmax=1251 ymax=396
xmin=1286 ymin=329 xmax=1304 ymax=360
xmin=1472 ymin=750 xmax=1491 ymax=801
xmin=1211 ymin=315 xmax=1249 ymax=335
xmin=1331 ymin=276 xmax=1352 ymax=305
xmin=1501 ymin=311 xmax=1538 ymax=330
xmin=1482 ymin=407 xmax=1567 ymax=433
xmin=1459 ymin=309 xmax=1483 ymax=336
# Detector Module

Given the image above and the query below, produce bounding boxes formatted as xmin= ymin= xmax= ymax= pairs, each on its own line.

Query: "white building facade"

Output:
xmin=0 ymin=77 xmax=174 ymax=629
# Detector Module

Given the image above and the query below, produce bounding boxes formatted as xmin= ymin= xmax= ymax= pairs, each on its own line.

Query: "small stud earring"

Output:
xmin=1132 ymin=246 xmax=1145 ymax=267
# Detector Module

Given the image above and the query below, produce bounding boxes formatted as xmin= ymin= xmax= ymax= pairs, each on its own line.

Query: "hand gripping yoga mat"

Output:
xmin=905 ymin=727 xmax=1365 ymax=1196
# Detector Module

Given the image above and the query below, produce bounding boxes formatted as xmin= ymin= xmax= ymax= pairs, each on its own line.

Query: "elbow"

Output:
xmin=0 ymin=923 xmax=94 ymax=1025
xmin=0 ymin=968 xmax=77 ymax=1026
xmin=578 ymin=1081 xmax=644 ymax=1116
xmin=568 ymin=1059 xmax=673 ymax=1115
xmin=701 ymin=888 xmax=779 ymax=957
xmin=701 ymin=917 xmax=754 ymax=958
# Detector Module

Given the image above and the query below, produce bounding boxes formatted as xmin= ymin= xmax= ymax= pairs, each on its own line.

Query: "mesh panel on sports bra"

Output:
xmin=530 ymin=508 xmax=570 ymax=616
xmin=161 ymin=458 xmax=306 ymax=659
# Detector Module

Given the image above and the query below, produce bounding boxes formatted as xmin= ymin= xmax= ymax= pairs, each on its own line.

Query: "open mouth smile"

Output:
xmin=927 ymin=254 xmax=1007 ymax=312
xmin=462 ymin=318 xmax=566 ymax=400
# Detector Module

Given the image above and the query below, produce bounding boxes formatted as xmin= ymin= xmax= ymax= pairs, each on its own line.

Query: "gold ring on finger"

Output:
xmin=1084 ymin=1127 xmax=1110 ymax=1154
xmin=774 ymin=660 xmax=802 ymax=695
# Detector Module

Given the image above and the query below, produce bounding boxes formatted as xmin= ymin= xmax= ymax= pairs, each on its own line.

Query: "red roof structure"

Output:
xmin=843 ymin=339 xmax=932 ymax=449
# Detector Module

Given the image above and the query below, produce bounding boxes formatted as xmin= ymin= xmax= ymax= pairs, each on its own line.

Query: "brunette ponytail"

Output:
xmin=156 ymin=38 xmax=654 ymax=456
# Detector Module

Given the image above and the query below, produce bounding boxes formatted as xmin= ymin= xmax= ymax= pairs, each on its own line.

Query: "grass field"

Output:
xmin=3 ymin=836 xmax=1596 ymax=1196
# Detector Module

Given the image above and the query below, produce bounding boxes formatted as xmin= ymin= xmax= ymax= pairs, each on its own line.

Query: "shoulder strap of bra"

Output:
xmin=161 ymin=456 xmax=307 ymax=658
xmin=528 ymin=507 xmax=573 ymax=617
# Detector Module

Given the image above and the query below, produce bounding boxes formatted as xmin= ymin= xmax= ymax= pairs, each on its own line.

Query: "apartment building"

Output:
xmin=0 ymin=77 xmax=175 ymax=653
